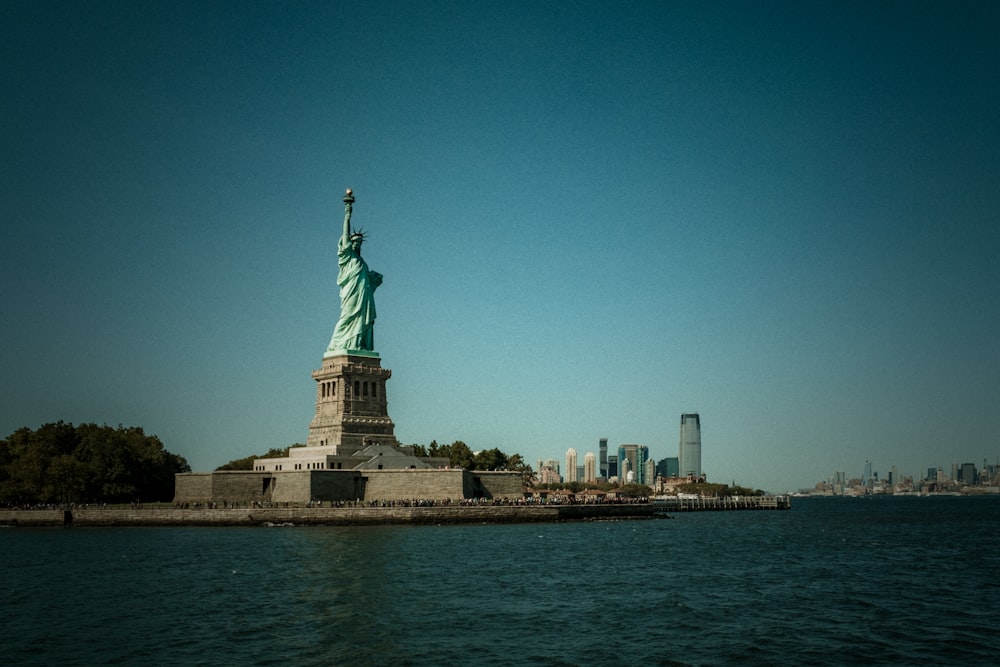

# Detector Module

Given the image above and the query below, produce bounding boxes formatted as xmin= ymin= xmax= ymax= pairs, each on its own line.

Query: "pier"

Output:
xmin=652 ymin=495 xmax=790 ymax=511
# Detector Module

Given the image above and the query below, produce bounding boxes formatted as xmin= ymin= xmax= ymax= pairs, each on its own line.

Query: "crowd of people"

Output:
xmin=170 ymin=495 xmax=652 ymax=509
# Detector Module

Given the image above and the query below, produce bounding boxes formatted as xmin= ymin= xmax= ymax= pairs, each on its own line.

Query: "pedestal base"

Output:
xmin=307 ymin=353 xmax=397 ymax=451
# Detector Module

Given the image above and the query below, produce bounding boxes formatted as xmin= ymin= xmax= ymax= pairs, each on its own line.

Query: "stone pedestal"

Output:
xmin=307 ymin=354 xmax=398 ymax=452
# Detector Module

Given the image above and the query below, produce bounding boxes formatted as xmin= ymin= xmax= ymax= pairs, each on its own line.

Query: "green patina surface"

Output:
xmin=326 ymin=190 xmax=382 ymax=357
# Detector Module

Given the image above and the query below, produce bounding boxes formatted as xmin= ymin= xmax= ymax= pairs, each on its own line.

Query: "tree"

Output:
xmin=617 ymin=483 xmax=652 ymax=498
xmin=729 ymin=485 xmax=765 ymax=496
xmin=675 ymin=482 xmax=764 ymax=497
xmin=0 ymin=423 xmax=189 ymax=504
xmin=472 ymin=447 xmax=508 ymax=471
xmin=47 ymin=454 xmax=89 ymax=504
xmin=445 ymin=441 xmax=474 ymax=469
xmin=216 ymin=446 xmax=297 ymax=471
xmin=505 ymin=453 xmax=535 ymax=487
xmin=1 ymin=423 xmax=71 ymax=502
xmin=215 ymin=455 xmax=257 ymax=471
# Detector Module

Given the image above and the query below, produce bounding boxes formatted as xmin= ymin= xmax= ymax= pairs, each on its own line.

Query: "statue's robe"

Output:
xmin=328 ymin=234 xmax=379 ymax=353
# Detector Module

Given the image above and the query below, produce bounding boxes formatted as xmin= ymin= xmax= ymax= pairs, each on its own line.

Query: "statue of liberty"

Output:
xmin=327 ymin=189 xmax=382 ymax=355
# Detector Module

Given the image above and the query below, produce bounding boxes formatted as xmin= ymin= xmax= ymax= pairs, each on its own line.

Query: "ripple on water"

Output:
xmin=4 ymin=498 xmax=999 ymax=666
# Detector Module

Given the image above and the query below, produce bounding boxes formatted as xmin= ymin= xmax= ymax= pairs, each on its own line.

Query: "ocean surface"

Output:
xmin=3 ymin=496 xmax=998 ymax=666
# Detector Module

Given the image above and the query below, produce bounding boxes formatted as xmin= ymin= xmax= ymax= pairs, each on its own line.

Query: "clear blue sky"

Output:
xmin=3 ymin=1 xmax=998 ymax=492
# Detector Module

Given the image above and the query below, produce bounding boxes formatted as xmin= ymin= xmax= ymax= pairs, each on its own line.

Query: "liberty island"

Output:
xmin=170 ymin=189 xmax=525 ymax=508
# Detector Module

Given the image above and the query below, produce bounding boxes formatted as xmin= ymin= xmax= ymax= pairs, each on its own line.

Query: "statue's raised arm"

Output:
xmin=326 ymin=188 xmax=381 ymax=356
xmin=341 ymin=188 xmax=354 ymax=243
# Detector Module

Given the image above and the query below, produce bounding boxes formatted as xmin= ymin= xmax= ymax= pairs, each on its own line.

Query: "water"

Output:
xmin=3 ymin=496 xmax=998 ymax=666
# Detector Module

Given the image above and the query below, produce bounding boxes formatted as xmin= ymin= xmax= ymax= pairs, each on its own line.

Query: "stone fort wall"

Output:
xmin=475 ymin=471 xmax=525 ymax=499
xmin=174 ymin=468 xmax=523 ymax=505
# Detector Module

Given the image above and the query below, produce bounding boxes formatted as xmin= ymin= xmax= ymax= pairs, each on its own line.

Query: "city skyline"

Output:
xmin=3 ymin=2 xmax=998 ymax=492
xmin=537 ymin=436 xmax=995 ymax=492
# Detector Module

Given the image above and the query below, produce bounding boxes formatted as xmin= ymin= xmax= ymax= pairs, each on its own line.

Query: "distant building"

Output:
xmin=565 ymin=448 xmax=578 ymax=483
xmin=538 ymin=459 xmax=561 ymax=485
xmin=832 ymin=471 xmax=846 ymax=495
xmin=618 ymin=444 xmax=649 ymax=484
xmin=583 ymin=452 xmax=597 ymax=483
xmin=599 ymin=438 xmax=608 ymax=479
xmin=959 ymin=462 xmax=977 ymax=485
xmin=657 ymin=457 xmax=679 ymax=478
xmin=608 ymin=455 xmax=618 ymax=480
xmin=620 ymin=456 xmax=632 ymax=483
xmin=679 ymin=414 xmax=701 ymax=477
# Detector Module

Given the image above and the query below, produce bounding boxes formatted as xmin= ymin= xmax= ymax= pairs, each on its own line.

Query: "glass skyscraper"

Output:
xmin=617 ymin=444 xmax=649 ymax=484
xmin=679 ymin=413 xmax=701 ymax=478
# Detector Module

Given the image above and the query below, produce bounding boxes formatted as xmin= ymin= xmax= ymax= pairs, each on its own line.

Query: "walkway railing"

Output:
xmin=651 ymin=495 xmax=790 ymax=511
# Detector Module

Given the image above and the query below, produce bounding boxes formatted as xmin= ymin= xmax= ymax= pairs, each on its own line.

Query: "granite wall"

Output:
xmin=174 ymin=468 xmax=524 ymax=505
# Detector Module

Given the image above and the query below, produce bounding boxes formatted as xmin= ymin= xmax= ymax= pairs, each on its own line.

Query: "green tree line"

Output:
xmin=0 ymin=422 xmax=190 ymax=505
xmin=409 ymin=440 xmax=535 ymax=485
xmin=535 ymin=480 xmax=654 ymax=497
xmin=675 ymin=482 xmax=765 ymax=497
xmin=215 ymin=445 xmax=301 ymax=471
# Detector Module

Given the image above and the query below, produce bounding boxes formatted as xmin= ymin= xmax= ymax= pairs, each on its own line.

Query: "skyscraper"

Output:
xmin=960 ymin=462 xmax=977 ymax=484
xmin=620 ymin=455 xmax=632 ymax=483
xmin=599 ymin=438 xmax=608 ymax=479
xmin=618 ymin=444 xmax=649 ymax=484
xmin=679 ymin=413 xmax=701 ymax=478
xmin=657 ymin=457 xmax=679 ymax=478
xmin=565 ymin=448 xmax=578 ymax=483
xmin=584 ymin=452 xmax=597 ymax=483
